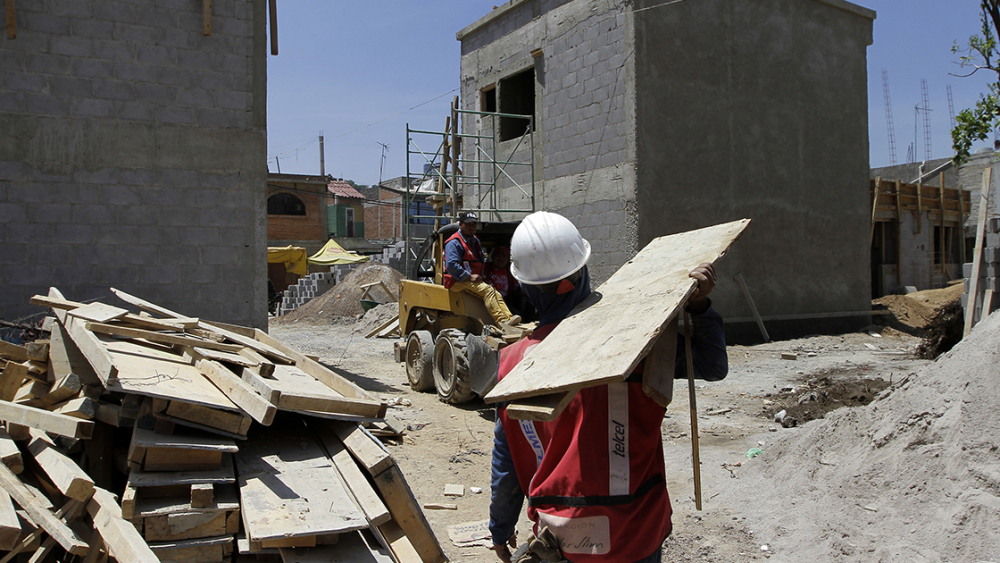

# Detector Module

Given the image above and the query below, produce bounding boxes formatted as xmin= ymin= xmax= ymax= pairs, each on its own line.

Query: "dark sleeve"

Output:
xmin=444 ymin=239 xmax=470 ymax=281
xmin=490 ymin=417 xmax=523 ymax=546
xmin=674 ymin=303 xmax=728 ymax=381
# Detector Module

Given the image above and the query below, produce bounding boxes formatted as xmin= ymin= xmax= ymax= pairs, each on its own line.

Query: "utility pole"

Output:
xmin=319 ymin=131 xmax=325 ymax=176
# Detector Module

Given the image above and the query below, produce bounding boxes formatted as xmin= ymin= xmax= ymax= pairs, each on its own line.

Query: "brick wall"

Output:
xmin=1 ymin=0 xmax=267 ymax=326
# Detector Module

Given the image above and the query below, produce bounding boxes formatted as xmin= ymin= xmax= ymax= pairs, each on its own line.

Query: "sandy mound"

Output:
xmin=274 ymin=264 xmax=403 ymax=325
xmin=355 ymin=302 xmax=401 ymax=336
xmin=720 ymin=310 xmax=1000 ymax=562
xmin=873 ymin=283 xmax=963 ymax=333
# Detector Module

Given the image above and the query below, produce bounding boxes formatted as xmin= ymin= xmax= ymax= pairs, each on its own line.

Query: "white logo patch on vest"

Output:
xmin=519 ymin=419 xmax=545 ymax=468
xmin=607 ymin=382 xmax=629 ymax=495
xmin=537 ymin=512 xmax=611 ymax=555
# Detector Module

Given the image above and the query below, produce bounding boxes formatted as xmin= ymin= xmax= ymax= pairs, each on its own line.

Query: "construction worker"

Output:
xmin=484 ymin=246 xmax=522 ymax=315
xmin=444 ymin=211 xmax=520 ymax=326
xmin=489 ymin=211 xmax=728 ymax=563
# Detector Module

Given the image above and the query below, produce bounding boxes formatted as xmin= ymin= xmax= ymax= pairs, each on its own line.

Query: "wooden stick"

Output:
xmin=0 ymin=499 xmax=82 ymax=563
xmin=202 ymin=0 xmax=211 ymax=36
xmin=268 ymin=0 xmax=277 ymax=55
xmin=964 ymin=168 xmax=992 ymax=337
xmin=734 ymin=273 xmax=769 ymax=343
xmin=84 ymin=321 xmax=243 ymax=353
xmin=4 ymin=0 xmax=15 ymax=40
xmin=870 ymin=176 xmax=881 ymax=244
xmin=0 ymin=466 xmax=88 ymax=555
xmin=683 ymin=310 xmax=702 ymax=511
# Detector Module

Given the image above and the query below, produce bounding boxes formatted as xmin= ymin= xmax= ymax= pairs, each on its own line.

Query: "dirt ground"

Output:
xmin=268 ymin=315 xmax=935 ymax=562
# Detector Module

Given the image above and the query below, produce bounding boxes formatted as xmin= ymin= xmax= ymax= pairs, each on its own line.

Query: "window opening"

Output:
xmin=346 ymin=207 xmax=355 ymax=237
xmin=499 ymin=68 xmax=535 ymax=142
xmin=267 ymin=193 xmax=305 ymax=215
xmin=482 ymin=85 xmax=496 ymax=113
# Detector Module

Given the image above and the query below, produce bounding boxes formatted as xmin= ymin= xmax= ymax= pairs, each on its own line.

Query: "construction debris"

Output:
xmin=0 ymin=287 xmax=446 ymax=563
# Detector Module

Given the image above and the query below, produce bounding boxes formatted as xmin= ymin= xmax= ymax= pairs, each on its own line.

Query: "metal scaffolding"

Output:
xmin=404 ymin=98 xmax=536 ymax=276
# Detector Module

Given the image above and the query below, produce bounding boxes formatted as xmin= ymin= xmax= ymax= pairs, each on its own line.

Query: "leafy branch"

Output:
xmin=952 ymin=0 xmax=1000 ymax=164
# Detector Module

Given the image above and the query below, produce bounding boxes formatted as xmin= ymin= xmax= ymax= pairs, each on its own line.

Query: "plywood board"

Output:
xmin=102 ymin=338 xmax=237 ymax=413
xmin=260 ymin=365 xmax=384 ymax=418
xmin=485 ymin=218 xmax=750 ymax=403
xmin=235 ymin=421 xmax=366 ymax=542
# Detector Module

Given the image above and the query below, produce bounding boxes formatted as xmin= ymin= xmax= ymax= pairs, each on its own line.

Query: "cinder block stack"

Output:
xmin=278 ymin=272 xmax=334 ymax=316
xmin=962 ymin=217 xmax=1000 ymax=321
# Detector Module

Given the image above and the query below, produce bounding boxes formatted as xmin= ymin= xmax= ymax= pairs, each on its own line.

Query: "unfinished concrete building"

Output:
xmin=1 ymin=1 xmax=268 ymax=327
xmin=457 ymin=0 xmax=876 ymax=340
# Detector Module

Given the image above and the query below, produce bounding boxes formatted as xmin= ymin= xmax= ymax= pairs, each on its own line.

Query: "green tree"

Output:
xmin=952 ymin=1 xmax=1000 ymax=164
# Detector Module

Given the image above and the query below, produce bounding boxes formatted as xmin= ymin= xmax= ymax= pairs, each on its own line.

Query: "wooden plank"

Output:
xmin=87 ymin=488 xmax=161 ymax=563
xmin=0 ymin=401 xmax=93 ymax=439
xmin=128 ymin=453 xmax=235 ymax=488
xmin=366 ymin=315 xmax=400 ymax=339
xmin=190 ymin=483 xmax=213 ymax=508
xmin=109 ymin=287 xmax=185 ymax=319
xmin=0 ymin=491 xmax=19 ymax=551
xmin=199 ymin=322 xmax=293 ymax=364
xmin=67 ymin=302 xmax=128 ymax=324
xmin=30 ymin=295 xmax=192 ymax=331
xmin=0 ymin=362 xmax=27 ymax=402
xmin=5 ymin=0 xmax=15 ymax=40
xmin=24 ymin=341 xmax=47 ymax=362
xmin=192 ymin=347 xmax=259 ymax=368
xmin=0 ymin=342 xmax=28 ymax=363
xmin=39 ymin=373 xmax=82 ymax=407
xmin=505 ymin=390 xmax=578 ymax=422
xmin=254 ymin=363 xmax=384 ymax=418
xmin=163 ymin=401 xmax=248 ymax=436
xmin=371 ymin=465 xmax=446 ymax=563
xmin=131 ymin=427 xmax=237 ymax=455
xmin=279 ymin=531 xmax=394 ymax=563
xmin=377 ymin=519 xmax=422 ymax=563
xmin=202 ymin=0 xmax=211 ymax=35
xmin=85 ymin=322 xmax=244 ymax=353
xmin=965 ymin=168 xmax=992 ymax=337
xmin=51 ymin=397 xmax=98 ymax=420
xmin=253 ymin=330 xmax=386 ymax=417
xmin=0 ymin=427 xmax=22 ymax=475
xmin=240 ymin=368 xmax=281 ymax=403
xmin=331 ymin=422 xmax=393 ymax=477
xmin=26 ymin=429 xmax=94 ymax=502
xmin=237 ymin=347 xmax=275 ymax=378
xmin=148 ymin=536 xmax=232 ymax=562
xmin=486 ymin=219 xmax=751 ymax=403
xmin=193 ymin=357 xmax=276 ymax=426
xmin=102 ymin=337 xmax=238 ymax=414
xmin=309 ymin=421 xmax=391 ymax=527
xmin=0 ymin=464 xmax=89 ymax=555
xmin=145 ymin=447 xmax=222 ymax=472
xmin=47 ymin=322 xmax=99 ymax=386
xmin=145 ymin=510 xmax=227 ymax=542
xmin=61 ymin=313 xmax=118 ymax=386
xmin=234 ymin=420 xmax=366 ymax=543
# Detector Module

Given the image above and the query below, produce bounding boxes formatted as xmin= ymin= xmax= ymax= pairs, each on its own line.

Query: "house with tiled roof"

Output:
xmin=327 ymin=179 xmax=366 ymax=239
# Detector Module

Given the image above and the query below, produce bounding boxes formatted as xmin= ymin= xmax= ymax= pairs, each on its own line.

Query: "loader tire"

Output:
xmin=405 ymin=330 xmax=435 ymax=392
xmin=433 ymin=329 xmax=476 ymax=404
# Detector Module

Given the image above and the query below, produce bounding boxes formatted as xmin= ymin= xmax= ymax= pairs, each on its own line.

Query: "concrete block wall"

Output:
xmin=1 ymin=0 xmax=268 ymax=327
xmin=962 ymin=220 xmax=1000 ymax=322
xmin=458 ymin=0 xmax=637 ymax=284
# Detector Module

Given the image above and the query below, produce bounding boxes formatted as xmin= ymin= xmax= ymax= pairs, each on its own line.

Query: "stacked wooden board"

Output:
xmin=0 ymin=287 xmax=447 ymax=562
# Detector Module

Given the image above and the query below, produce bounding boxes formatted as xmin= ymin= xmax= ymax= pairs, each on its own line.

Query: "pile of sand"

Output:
xmin=355 ymin=302 xmax=401 ymax=336
xmin=722 ymin=309 xmax=1000 ymax=561
xmin=274 ymin=264 xmax=403 ymax=325
xmin=872 ymin=283 xmax=963 ymax=333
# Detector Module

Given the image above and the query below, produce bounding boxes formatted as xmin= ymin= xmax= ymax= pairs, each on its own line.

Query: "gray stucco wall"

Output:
xmin=459 ymin=0 xmax=638 ymax=283
xmin=1 ymin=0 xmax=268 ymax=327
xmin=633 ymin=0 xmax=875 ymax=336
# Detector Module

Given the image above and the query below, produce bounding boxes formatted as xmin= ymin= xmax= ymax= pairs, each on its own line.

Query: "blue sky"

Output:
xmin=266 ymin=1 xmax=997 ymax=185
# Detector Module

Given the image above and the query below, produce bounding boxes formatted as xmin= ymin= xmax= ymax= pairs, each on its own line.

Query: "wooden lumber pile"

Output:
xmin=0 ymin=287 xmax=446 ymax=562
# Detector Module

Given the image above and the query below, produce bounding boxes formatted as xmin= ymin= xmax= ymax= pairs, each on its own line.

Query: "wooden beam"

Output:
xmin=202 ymin=0 xmax=211 ymax=35
xmin=733 ymin=273 xmax=769 ymax=343
xmin=309 ymin=422 xmax=391 ymax=526
xmin=86 ymin=488 xmax=161 ymax=563
xmin=269 ymin=0 xmax=277 ymax=55
xmin=0 ymin=427 xmax=22 ymax=475
xmin=51 ymin=397 xmax=98 ymax=420
xmin=85 ymin=321 xmax=243 ymax=353
xmin=0 ymin=491 xmax=19 ymax=551
xmin=965 ymin=168 xmax=992 ymax=337
xmin=371 ymin=465 xmax=446 ymax=563
xmin=191 ymin=356 xmax=276 ymax=426
xmin=505 ymin=390 xmax=577 ymax=421
xmin=4 ymin=0 xmax=15 ymax=40
xmin=26 ymin=429 xmax=94 ymax=502
xmin=331 ymin=422 xmax=393 ymax=477
xmin=60 ymin=313 xmax=118 ymax=387
xmin=0 ymin=464 xmax=89 ymax=555
xmin=0 ymin=401 xmax=94 ymax=439
xmin=39 ymin=373 xmax=82 ymax=407
xmin=0 ymin=342 xmax=28 ymax=363
xmin=0 ymin=362 xmax=27 ymax=402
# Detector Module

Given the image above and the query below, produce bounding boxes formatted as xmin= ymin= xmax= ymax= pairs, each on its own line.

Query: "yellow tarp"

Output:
xmin=308 ymin=239 xmax=370 ymax=266
xmin=267 ymin=246 xmax=308 ymax=276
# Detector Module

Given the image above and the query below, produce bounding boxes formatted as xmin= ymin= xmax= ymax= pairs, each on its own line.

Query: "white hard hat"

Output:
xmin=510 ymin=211 xmax=591 ymax=285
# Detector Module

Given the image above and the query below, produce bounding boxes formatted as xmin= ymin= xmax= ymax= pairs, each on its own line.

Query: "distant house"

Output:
xmin=327 ymin=180 xmax=366 ymax=239
xmin=267 ymin=173 xmax=331 ymax=254
xmin=362 ymin=176 xmax=438 ymax=242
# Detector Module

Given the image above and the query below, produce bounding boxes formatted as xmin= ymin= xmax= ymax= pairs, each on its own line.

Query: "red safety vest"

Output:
xmin=498 ymin=324 xmax=671 ymax=562
xmin=483 ymin=264 xmax=518 ymax=298
xmin=442 ymin=231 xmax=484 ymax=289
